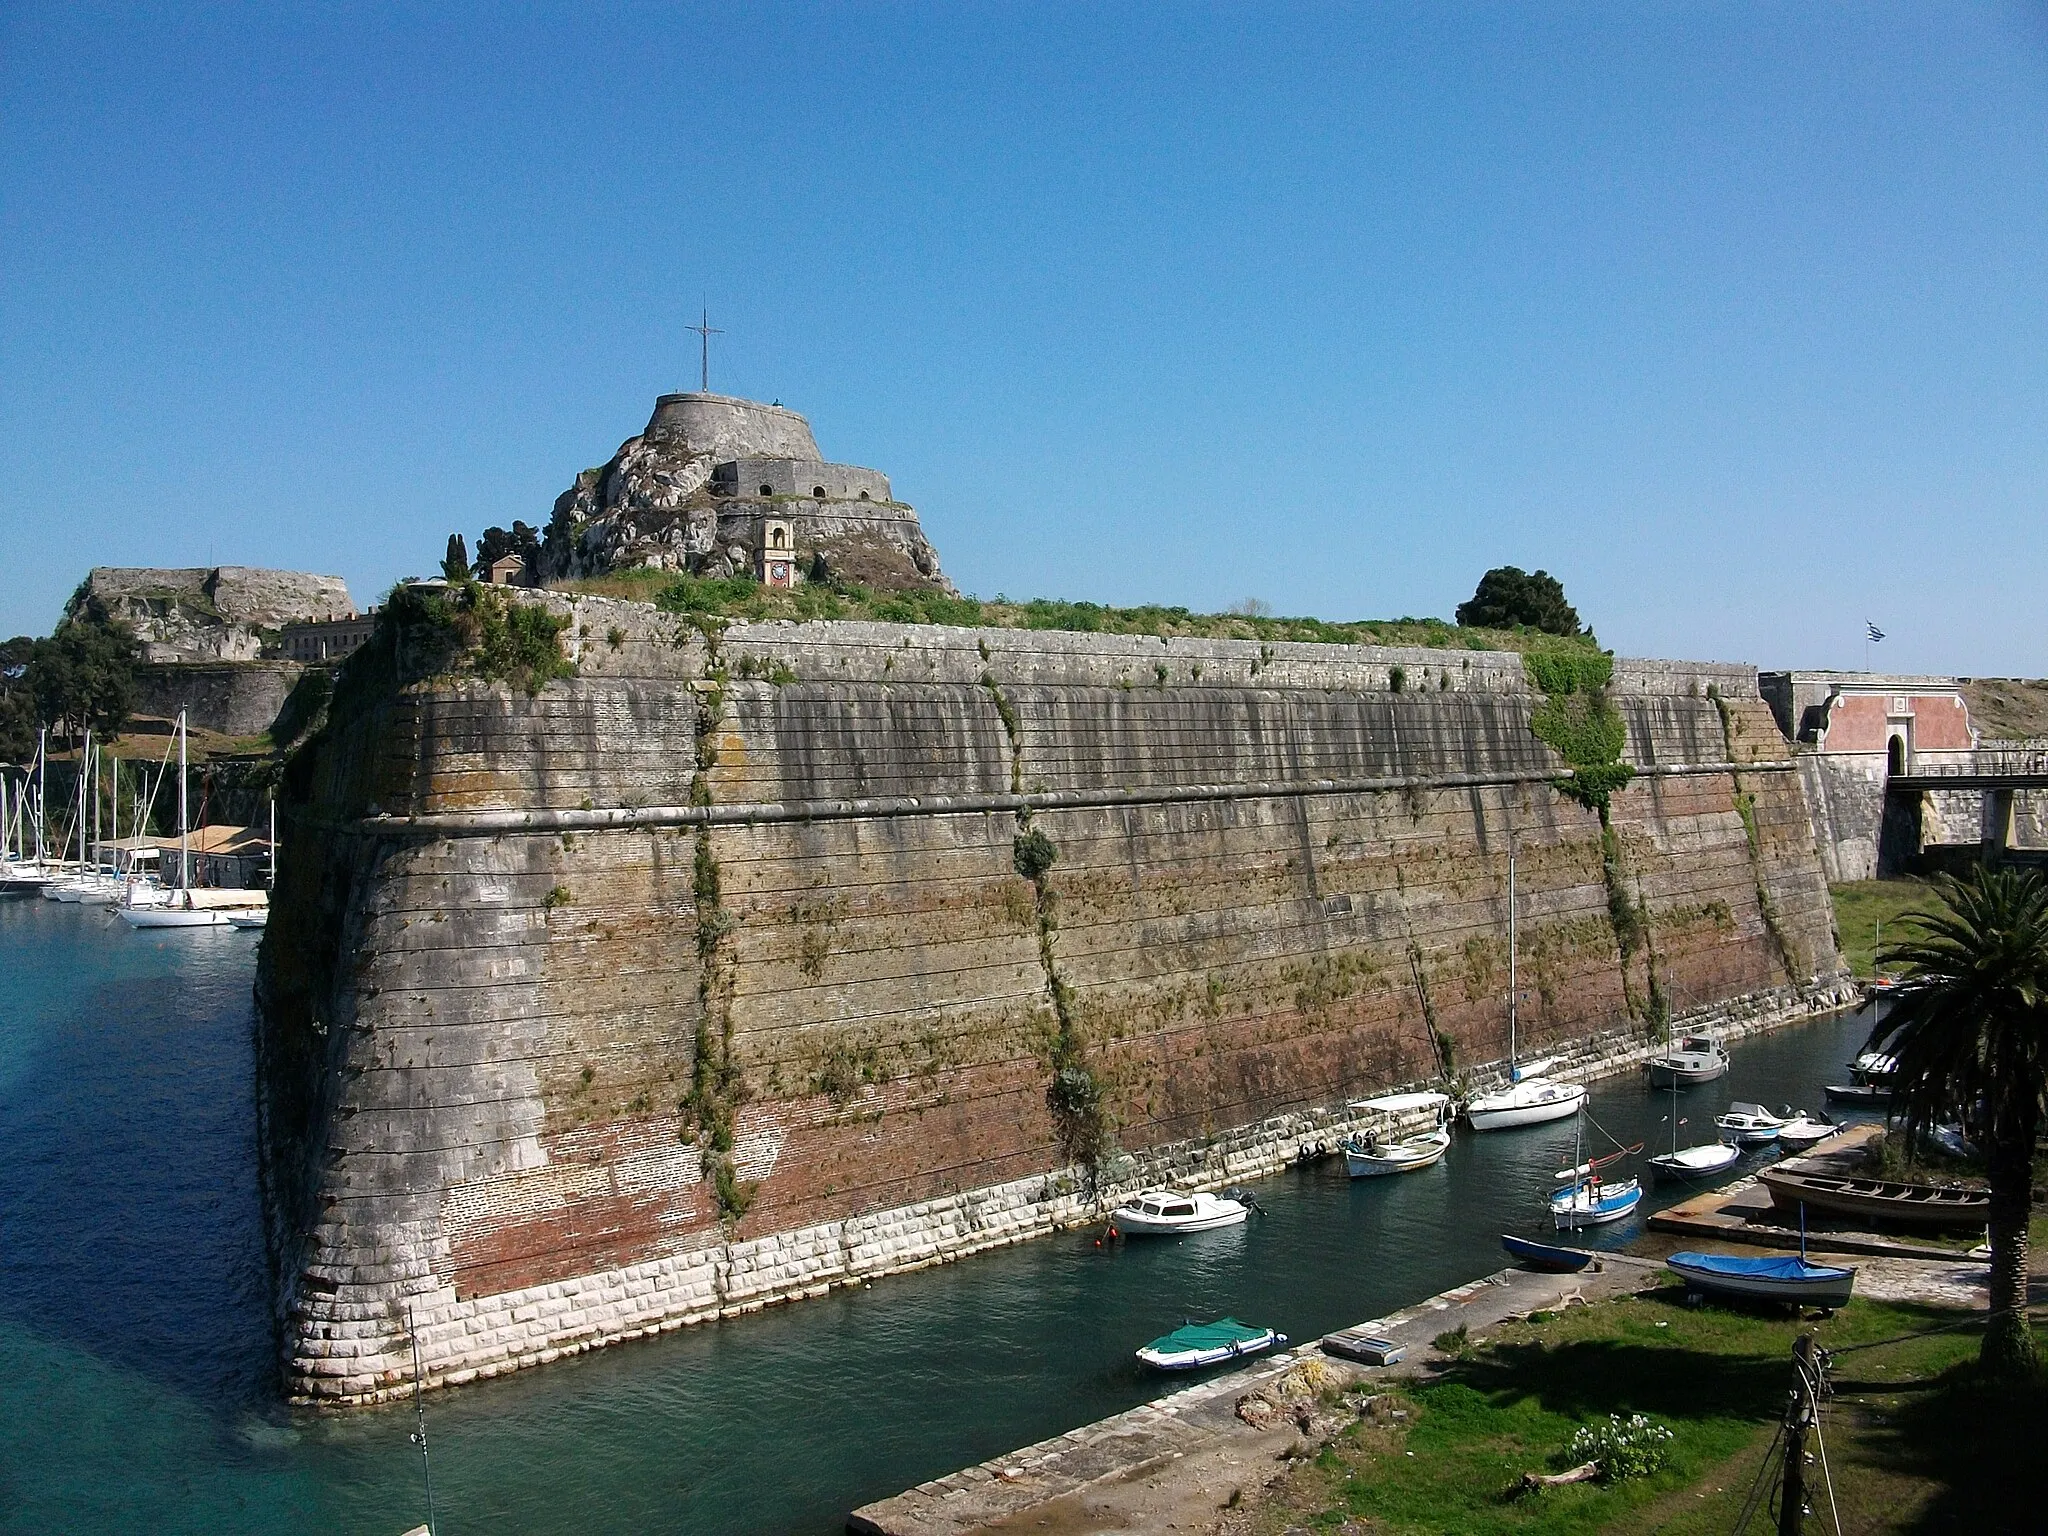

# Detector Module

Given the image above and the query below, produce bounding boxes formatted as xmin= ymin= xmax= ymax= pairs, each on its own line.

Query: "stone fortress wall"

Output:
xmin=255 ymin=603 xmax=1845 ymax=1404
xmin=71 ymin=565 xmax=355 ymax=665
xmin=644 ymin=392 xmax=822 ymax=459
xmin=713 ymin=457 xmax=894 ymax=503
xmin=1762 ymin=670 xmax=2048 ymax=879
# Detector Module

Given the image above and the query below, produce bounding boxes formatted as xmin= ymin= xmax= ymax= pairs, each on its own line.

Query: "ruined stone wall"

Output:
xmin=256 ymin=605 xmax=1843 ymax=1403
xmin=133 ymin=660 xmax=304 ymax=737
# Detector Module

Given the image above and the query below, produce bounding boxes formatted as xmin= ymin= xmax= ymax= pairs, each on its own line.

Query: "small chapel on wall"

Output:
xmin=758 ymin=517 xmax=795 ymax=590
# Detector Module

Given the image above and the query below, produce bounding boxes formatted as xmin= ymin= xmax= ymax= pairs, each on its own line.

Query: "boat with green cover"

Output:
xmin=1135 ymin=1318 xmax=1287 ymax=1371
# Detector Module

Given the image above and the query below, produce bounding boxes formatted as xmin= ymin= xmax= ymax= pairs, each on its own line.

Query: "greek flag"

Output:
xmin=1866 ymin=622 xmax=1885 ymax=643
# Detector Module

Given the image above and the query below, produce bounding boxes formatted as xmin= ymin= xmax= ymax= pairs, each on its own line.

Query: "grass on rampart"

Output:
xmin=1248 ymin=1288 xmax=2039 ymax=1536
xmin=1829 ymin=878 xmax=1947 ymax=978
xmin=557 ymin=570 xmax=1604 ymax=655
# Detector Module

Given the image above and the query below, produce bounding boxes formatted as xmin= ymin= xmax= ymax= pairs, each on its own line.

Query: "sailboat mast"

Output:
xmin=75 ymin=730 xmax=88 ymax=868
xmin=177 ymin=710 xmax=189 ymax=892
xmin=1507 ymin=851 xmax=1518 ymax=1063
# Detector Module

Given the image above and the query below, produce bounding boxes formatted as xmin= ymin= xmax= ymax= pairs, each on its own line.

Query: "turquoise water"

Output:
xmin=0 ymin=897 xmax=1882 ymax=1534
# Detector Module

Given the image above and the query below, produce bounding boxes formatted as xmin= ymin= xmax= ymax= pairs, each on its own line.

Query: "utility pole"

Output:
xmin=1778 ymin=1332 xmax=1816 ymax=1536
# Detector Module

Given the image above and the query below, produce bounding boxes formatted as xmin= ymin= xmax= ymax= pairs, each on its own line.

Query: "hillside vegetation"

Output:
xmin=1961 ymin=677 xmax=2048 ymax=740
xmin=557 ymin=571 xmax=1605 ymax=655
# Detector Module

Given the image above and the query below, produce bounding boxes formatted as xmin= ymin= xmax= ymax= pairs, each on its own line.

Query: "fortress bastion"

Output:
xmin=542 ymin=392 xmax=949 ymax=594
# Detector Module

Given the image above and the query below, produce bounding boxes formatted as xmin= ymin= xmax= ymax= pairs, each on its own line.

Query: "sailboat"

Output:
xmin=1648 ymin=1077 xmax=1740 ymax=1185
xmin=1466 ymin=851 xmax=1587 ymax=1132
xmin=1549 ymin=1110 xmax=1644 ymax=1229
xmin=119 ymin=712 xmax=239 ymax=929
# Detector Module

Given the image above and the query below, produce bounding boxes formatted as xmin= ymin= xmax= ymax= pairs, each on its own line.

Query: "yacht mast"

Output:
xmin=36 ymin=727 xmax=47 ymax=864
xmin=1507 ymin=851 xmax=1518 ymax=1065
xmin=178 ymin=710 xmax=189 ymax=892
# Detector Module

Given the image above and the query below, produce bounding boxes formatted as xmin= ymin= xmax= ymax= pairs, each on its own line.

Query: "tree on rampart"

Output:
xmin=0 ymin=615 xmax=139 ymax=757
xmin=1456 ymin=566 xmax=1585 ymax=636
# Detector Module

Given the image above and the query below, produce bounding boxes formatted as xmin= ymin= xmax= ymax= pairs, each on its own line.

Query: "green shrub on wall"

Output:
xmin=1524 ymin=650 xmax=1632 ymax=812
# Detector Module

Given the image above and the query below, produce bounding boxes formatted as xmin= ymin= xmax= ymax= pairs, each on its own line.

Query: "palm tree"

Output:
xmin=1875 ymin=863 xmax=2048 ymax=1377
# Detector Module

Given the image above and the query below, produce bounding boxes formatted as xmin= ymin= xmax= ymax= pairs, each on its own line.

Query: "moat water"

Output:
xmin=0 ymin=897 xmax=1886 ymax=1535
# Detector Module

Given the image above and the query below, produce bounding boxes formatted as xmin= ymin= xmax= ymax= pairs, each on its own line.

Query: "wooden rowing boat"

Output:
xmin=1667 ymin=1251 xmax=1857 ymax=1308
xmin=1756 ymin=1168 xmax=1989 ymax=1229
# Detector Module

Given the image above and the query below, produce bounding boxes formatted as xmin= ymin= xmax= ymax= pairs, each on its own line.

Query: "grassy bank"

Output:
xmin=556 ymin=570 xmax=1602 ymax=656
xmin=1830 ymin=878 xmax=1945 ymax=978
xmin=1241 ymin=1288 xmax=2041 ymax=1535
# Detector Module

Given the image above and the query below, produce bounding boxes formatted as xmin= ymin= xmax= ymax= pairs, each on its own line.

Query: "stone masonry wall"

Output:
xmin=256 ymin=604 xmax=1844 ymax=1404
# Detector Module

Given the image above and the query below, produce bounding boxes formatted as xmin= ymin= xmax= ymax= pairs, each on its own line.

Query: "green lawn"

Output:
xmin=1829 ymin=879 xmax=1946 ymax=979
xmin=1253 ymin=1287 xmax=2041 ymax=1535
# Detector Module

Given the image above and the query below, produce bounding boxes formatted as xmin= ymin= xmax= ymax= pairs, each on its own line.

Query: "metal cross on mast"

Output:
xmin=685 ymin=306 xmax=724 ymax=392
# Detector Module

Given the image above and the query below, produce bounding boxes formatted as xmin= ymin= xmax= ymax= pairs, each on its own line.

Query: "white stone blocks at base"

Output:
xmin=285 ymin=979 xmax=1847 ymax=1407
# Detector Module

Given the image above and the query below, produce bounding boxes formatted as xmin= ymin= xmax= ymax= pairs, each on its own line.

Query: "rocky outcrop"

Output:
xmin=69 ymin=566 xmax=355 ymax=663
xmin=541 ymin=393 xmax=950 ymax=592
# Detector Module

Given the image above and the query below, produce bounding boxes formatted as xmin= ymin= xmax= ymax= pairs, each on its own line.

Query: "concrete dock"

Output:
xmin=847 ymin=1254 xmax=1664 ymax=1535
xmin=1645 ymin=1124 xmax=1976 ymax=1261
xmin=848 ymin=1121 xmax=2003 ymax=1535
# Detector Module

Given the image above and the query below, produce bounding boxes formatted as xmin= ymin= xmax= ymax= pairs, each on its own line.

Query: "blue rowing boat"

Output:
xmin=1500 ymin=1233 xmax=1592 ymax=1272
xmin=1667 ymin=1251 xmax=1856 ymax=1307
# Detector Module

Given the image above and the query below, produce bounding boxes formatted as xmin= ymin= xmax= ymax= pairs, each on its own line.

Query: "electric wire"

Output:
xmin=1728 ymin=1417 xmax=1785 ymax=1535
xmin=1798 ymin=1352 xmax=1843 ymax=1536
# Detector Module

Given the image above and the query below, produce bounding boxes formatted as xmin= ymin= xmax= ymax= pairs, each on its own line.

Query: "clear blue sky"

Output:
xmin=4 ymin=4 xmax=2045 ymax=675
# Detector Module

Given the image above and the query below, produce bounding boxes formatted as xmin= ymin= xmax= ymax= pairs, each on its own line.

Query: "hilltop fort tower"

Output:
xmin=540 ymin=392 xmax=950 ymax=594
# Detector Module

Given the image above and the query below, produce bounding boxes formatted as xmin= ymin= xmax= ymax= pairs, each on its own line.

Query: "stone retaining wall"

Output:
xmin=257 ymin=609 xmax=1845 ymax=1404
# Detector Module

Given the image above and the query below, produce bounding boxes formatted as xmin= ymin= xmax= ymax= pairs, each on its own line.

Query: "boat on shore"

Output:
xmin=1756 ymin=1168 xmax=1991 ymax=1230
xmin=1667 ymin=1251 xmax=1857 ymax=1308
xmin=1136 ymin=1318 xmax=1285 ymax=1371
xmin=1108 ymin=1190 xmax=1249 ymax=1235
xmin=1646 ymin=1034 xmax=1730 ymax=1087
xmin=1500 ymin=1233 xmax=1592 ymax=1272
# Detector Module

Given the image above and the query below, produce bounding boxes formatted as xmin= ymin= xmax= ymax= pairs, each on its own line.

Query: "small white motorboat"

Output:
xmin=1715 ymin=1102 xmax=1787 ymax=1146
xmin=1467 ymin=1076 xmax=1586 ymax=1132
xmin=1109 ymin=1190 xmax=1249 ymax=1235
xmin=1342 ymin=1126 xmax=1451 ymax=1177
xmin=1775 ymin=1115 xmax=1839 ymax=1153
xmin=1135 ymin=1317 xmax=1285 ymax=1371
xmin=227 ymin=909 xmax=269 ymax=930
xmin=1646 ymin=1034 xmax=1730 ymax=1087
xmin=1649 ymin=1140 xmax=1742 ymax=1185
